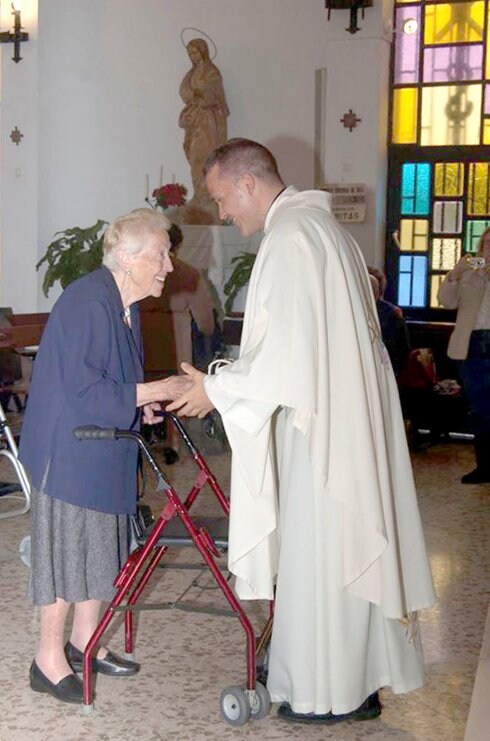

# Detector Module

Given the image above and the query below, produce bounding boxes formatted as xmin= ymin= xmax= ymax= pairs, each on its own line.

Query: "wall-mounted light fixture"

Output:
xmin=325 ymin=1 xmax=373 ymax=35
xmin=0 ymin=2 xmax=29 ymax=63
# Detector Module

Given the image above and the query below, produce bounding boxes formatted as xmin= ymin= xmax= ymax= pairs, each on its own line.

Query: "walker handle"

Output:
xmin=73 ymin=425 xmax=117 ymax=440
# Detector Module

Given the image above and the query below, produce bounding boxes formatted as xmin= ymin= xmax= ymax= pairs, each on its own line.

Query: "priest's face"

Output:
xmin=206 ymin=165 xmax=262 ymax=237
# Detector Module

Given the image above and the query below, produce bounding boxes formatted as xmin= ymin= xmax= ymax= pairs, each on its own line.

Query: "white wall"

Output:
xmin=0 ymin=0 xmax=393 ymax=312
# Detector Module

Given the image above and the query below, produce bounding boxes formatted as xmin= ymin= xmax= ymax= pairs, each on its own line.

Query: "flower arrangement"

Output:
xmin=152 ymin=182 xmax=188 ymax=210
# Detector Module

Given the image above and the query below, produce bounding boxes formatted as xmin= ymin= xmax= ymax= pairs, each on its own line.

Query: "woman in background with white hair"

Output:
xmin=19 ymin=208 xmax=190 ymax=704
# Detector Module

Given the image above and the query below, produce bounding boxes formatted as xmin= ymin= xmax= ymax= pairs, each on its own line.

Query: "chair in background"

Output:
xmin=0 ymin=399 xmax=30 ymax=519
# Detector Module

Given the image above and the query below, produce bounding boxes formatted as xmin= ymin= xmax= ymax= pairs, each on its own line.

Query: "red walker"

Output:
xmin=74 ymin=412 xmax=273 ymax=726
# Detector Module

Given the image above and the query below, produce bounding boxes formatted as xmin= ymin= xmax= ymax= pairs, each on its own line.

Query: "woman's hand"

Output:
xmin=448 ymin=255 xmax=471 ymax=281
xmin=161 ymin=375 xmax=194 ymax=401
xmin=142 ymin=402 xmax=162 ymax=425
xmin=136 ymin=375 xmax=193 ymax=407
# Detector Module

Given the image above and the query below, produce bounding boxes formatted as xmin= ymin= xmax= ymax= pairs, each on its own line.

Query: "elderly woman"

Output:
xmin=178 ymin=38 xmax=229 ymax=223
xmin=438 ymin=227 xmax=490 ymax=484
xmin=19 ymin=209 xmax=189 ymax=704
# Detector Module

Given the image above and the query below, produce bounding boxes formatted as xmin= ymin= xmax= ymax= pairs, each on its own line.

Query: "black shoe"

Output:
xmin=278 ymin=692 xmax=381 ymax=725
xmin=461 ymin=468 xmax=490 ymax=484
xmin=65 ymin=642 xmax=140 ymax=677
xmin=29 ymin=660 xmax=83 ymax=704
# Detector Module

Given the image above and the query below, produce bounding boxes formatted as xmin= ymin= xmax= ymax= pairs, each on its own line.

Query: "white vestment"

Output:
xmin=204 ymin=187 xmax=436 ymax=713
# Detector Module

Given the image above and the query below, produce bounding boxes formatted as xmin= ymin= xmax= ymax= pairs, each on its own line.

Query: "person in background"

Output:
xmin=19 ymin=209 xmax=190 ymax=704
xmin=438 ymin=228 xmax=490 ymax=484
xmin=368 ymin=267 xmax=410 ymax=378
xmin=166 ymin=223 xmax=218 ymax=368
xmin=168 ymin=138 xmax=436 ymax=725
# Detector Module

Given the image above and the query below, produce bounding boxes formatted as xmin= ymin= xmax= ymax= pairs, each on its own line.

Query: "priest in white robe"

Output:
xmin=168 ymin=138 xmax=436 ymax=725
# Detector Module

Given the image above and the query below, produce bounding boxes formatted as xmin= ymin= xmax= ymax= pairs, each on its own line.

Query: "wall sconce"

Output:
xmin=325 ymin=1 xmax=373 ymax=35
xmin=0 ymin=2 xmax=29 ymax=63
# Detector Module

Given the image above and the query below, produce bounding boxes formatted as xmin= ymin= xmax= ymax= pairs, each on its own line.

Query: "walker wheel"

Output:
xmin=219 ymin=686 xmax=250 ymax=726
xmin=249 ymin=681 xmax=271 ymax=720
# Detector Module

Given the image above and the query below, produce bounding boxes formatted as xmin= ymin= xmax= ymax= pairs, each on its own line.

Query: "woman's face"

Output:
xmin=126 ymin=231 xmax=173 ymax=300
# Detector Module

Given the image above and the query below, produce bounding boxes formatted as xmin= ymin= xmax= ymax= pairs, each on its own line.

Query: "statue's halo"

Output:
xmin=180 ymin=27 xmax=218 ymax=60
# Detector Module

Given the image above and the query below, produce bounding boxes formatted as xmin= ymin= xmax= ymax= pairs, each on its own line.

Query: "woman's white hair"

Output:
xmin=102 ymin=208 xmax=172 ymax=272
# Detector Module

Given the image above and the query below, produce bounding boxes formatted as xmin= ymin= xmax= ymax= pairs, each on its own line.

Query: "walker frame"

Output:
xmin=74 ymin=412 xmax=273 ymax=726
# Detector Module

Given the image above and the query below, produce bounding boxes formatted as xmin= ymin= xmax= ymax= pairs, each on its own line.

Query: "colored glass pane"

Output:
xmin=421 ymin=84 xmax=482 ymax=145
xmin=484 ymin=118 xmax=490 ymax=143
xmin=430 ymin=275 xmax=445 ymax=307
xmin=487 ymin=4 xmax=490 ymax=78
xmin=392 ymin=88 xmax=418 ymax=143
xmin=433 ymin=201 xmax=463 ymax=232
xmin=468 ymin=163 xmax=490 ymax=214
xmin=431 ymin=238 xmax=462 ymax=269
xmin=423 ymin=44 xmax=483 ymax=83
xmin=465 ymin=219 xmax=490 ymax=252
xmin=401 ymin=162 xmax=431 ymax=214
xmin=434 ymin=163 xmax=464 ymax=196
xmin=400 ymin=219 xmax=429 ymax=251
xmin=398 ymin=255 xmax=428 ymax=307
xmin=424 ymin=2 xmax=485 ymax=45
xmin=395 ymin=7 xmax=421 ymax=84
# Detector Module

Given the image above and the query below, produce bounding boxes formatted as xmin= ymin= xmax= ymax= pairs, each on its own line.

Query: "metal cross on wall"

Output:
xmin=340 ymin=109 xmax=361 ymax=132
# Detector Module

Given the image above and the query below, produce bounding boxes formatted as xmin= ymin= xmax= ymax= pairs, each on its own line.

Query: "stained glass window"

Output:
xmin=401 ymin=163 xmax=431 ymax=214
xmin=431 ymin=238 xmax=462 ymax=268
xmin=424 ymin=45 xmax=483 ymax=83
xmin=395 ymin=6 xmax=421 ymax=84
xmin=434 ymin=163 xmax=464 ymax=196
xmin=468 ymin=162 xmax=490 ymax=213
xmin=430 ymin=275 xmax=446 ymax=307
xmin=421 ymin=84 xmax=482 ymax=145
xmin=398 ymin=255 xmax=428 ymax=307
xmin=486 ymin=4 xmax=490 ymax=77
xmin=433 ymin=201 xmax=464 ymax=232
xmin=400 ymin=219 xmax=429 ymax=250
xmin=390 ymin=2 xmax=490 ymax=312
xmin=392 ymin=88 xmax=418 ymax=143
xmin=465 ymin=219 xmax=490 ymax=251
xmin=424 ymin=2 xmax=485 ymax=45
xmin=484 ymin=118 xmax=490 ymax=143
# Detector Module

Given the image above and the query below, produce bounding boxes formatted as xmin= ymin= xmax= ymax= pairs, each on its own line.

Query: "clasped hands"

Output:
xmin=166 ymin=362 xmax=214 ymax=419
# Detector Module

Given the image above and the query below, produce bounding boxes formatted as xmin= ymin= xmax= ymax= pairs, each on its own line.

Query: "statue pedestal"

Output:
xmin=179 ymin=225 xmax=261 ymax=312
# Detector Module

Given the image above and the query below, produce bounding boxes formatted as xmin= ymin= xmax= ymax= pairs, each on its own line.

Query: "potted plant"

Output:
xmin=36 ymin=219 xmax=108 ymax=297
xmin=223 ymin=251 xmax=257 ymax=314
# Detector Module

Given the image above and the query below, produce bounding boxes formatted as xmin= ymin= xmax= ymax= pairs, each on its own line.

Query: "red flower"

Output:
xmin=152 ymin=183 xmax=187 ymax=209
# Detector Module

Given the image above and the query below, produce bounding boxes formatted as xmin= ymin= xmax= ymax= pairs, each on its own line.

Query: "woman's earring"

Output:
xmin=125 ymin=267 xmax=131 ymax=276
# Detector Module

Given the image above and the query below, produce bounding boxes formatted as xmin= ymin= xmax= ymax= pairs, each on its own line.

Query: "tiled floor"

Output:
xmin=0 ymin=428 xmax=488 ymax=741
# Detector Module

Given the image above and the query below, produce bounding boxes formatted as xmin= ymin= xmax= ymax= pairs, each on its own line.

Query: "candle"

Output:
xmin=160 ymin=166 xmax=163 ymax=187
xmin=145 ymin=174 xmax=149 ymax=200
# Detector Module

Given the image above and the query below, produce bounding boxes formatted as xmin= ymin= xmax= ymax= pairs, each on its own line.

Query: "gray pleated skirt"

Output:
xmin=28 ymin=487 xmax=129 ymax=606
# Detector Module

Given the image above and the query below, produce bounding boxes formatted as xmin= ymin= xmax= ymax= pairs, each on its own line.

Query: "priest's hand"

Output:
xmin=166 ymin=362 xmax=215 ymax=418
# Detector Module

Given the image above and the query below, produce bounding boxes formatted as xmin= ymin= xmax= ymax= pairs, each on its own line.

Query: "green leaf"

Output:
xmin=37 ymin=220 xmax=108 ymax=296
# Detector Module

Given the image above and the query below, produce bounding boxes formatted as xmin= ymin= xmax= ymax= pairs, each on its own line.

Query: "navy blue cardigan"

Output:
xmin=19 ymin=267 xmax=144 ymax=514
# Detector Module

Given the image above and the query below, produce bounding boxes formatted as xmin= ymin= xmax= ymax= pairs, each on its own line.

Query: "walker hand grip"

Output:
xmin=73 ymin=425 xmax=117 ymax=440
